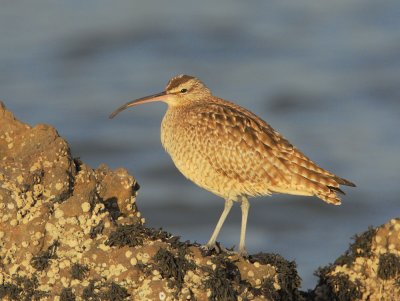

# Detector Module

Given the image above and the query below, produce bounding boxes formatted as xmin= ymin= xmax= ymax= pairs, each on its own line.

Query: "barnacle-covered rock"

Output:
xmin=314 ymin=219 xmax=400 ymax=301
xmin=0 ymin=102 xmax=300 ymax=300
xmin=2 ymin=101 xmax=397 ymax=301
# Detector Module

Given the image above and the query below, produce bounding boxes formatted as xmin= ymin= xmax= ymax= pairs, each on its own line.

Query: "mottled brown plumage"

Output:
xmin=110 ymin=74 xmax=355 ymax=255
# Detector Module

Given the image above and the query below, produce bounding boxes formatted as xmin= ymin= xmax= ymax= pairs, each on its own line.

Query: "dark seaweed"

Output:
xmin=31 ymin=240 xmax=60 ymax=271
xmin=60 ymin=287 xmax=76 ymax=301
xmin=102 ymin=282 xmax=130 ymax=301
xmin=204 ymin=254 xmax=240 ymax=301
xmin=105 ymin=222 xmax=189 ymax=249
xmin=335 ymin=226 xmax=376 ymax=266
xmin=258 ymin=278 xmax=280 ymax=301
xmin=71 ymin=263 xmax=89 ymax=280
xmin=0 ymin=275 xmax=48 ymax=301
xmin=73 ymin=157 xmax=83 ymax=173
xmin=377 ymin=253 xmax=400 ymax=280
xmin=81 ymin=280 xmax=129 ymax=301
xmin=82 ymin=280 xmax=100 ymax=301
xmin=106 ymin=223 xmax=145 ymax=247
xmin=249 ymin=253 xmax=301 ymax=301
xmin=90 ymin=220 xmax=105 ymax=239
xmin=315 ymin=266 xmax=362 ymax=301
xmin=153 ymin=248 xmax=196 ymax=298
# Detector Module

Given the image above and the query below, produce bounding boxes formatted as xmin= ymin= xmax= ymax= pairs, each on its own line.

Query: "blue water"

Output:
xmin=1 ymin=0 xmax=400 ymax=289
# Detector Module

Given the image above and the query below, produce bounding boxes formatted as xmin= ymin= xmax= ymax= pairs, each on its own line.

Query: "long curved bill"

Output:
xmin=109 ymin=91 xmax=167 ymax=119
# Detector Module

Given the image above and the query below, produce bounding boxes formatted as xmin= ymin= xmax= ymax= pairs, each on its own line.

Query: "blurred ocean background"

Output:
xmin=1 ymin=0 xmax=399 ymax=289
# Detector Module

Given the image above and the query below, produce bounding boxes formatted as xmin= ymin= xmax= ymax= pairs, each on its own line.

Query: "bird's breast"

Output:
xmin=161 ymin=109 xmax=191 ymax=164
xmin=160 ymin=109 xmax=176 ymax=154
xmin=159 ymin=107 xmax=266 ymax=199
xmin=161 ymin=110 xmax=193 ymax=170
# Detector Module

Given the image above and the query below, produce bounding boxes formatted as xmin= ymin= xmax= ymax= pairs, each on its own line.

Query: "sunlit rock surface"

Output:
xmin=313 ymin=219 xmax=400 ymax=301
xmin=0 ymin=101 xmax=398 ymax=301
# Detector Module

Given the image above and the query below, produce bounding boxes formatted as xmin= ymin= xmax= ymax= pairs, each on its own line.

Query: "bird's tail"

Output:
xmin=315 ymin=175 xmax=356 ymax=205
xmin=282 ymin=148 xmax=356 ymax=205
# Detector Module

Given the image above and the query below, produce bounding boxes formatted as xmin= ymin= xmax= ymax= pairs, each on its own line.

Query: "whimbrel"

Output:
xmin=110 ymin=74 xmax=355 ymax=255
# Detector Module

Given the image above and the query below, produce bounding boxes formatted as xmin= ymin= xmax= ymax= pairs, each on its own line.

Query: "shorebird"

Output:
xmin=109 ymin=74 xmax=355 ymax=256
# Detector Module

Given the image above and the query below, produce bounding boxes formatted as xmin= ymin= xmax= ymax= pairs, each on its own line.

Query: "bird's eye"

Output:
xmin=180 ymin=88 xmax=188 ymax=93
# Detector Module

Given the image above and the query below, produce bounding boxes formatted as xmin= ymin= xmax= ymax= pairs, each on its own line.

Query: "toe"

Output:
xmin=238 ymin=248 xmax=248 ymax=257
xmin=201 ymin=242 xmax=223 ymax=255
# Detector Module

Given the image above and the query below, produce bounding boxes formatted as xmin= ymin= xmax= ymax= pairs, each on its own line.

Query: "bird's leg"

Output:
xmin=205 ymin=198 xmax=233 ymax=250
xmin=239 ymin=196 xmax=250 ymax=256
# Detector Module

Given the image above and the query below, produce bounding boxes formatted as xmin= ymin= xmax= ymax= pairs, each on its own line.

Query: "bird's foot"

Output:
xmin=238 ymin=248 xmax=249 ymax=258
xmin=201 ymin=243 xmax=246 ymax=257
xmin=201 ymin=242 xmax=224 ymax=256
xmin=201 ymin=242 xmax=238 ymax=256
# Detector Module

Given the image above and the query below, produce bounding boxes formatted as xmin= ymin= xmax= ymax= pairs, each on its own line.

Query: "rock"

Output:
xmin=313 ymin=220 xmax=400 ymax=301
xmin=0 ymin=102 xmax=302 ymax=300
xmin=1 ymin=101 xmax=399 ymax=301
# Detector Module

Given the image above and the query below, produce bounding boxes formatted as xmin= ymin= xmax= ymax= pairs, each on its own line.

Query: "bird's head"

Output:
xmin=109 ymin=74 xmax=211 ymax=118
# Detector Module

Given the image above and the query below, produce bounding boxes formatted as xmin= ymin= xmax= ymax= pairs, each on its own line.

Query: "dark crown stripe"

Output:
xmin=166 ymin=75 xmax=195 ymax=90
